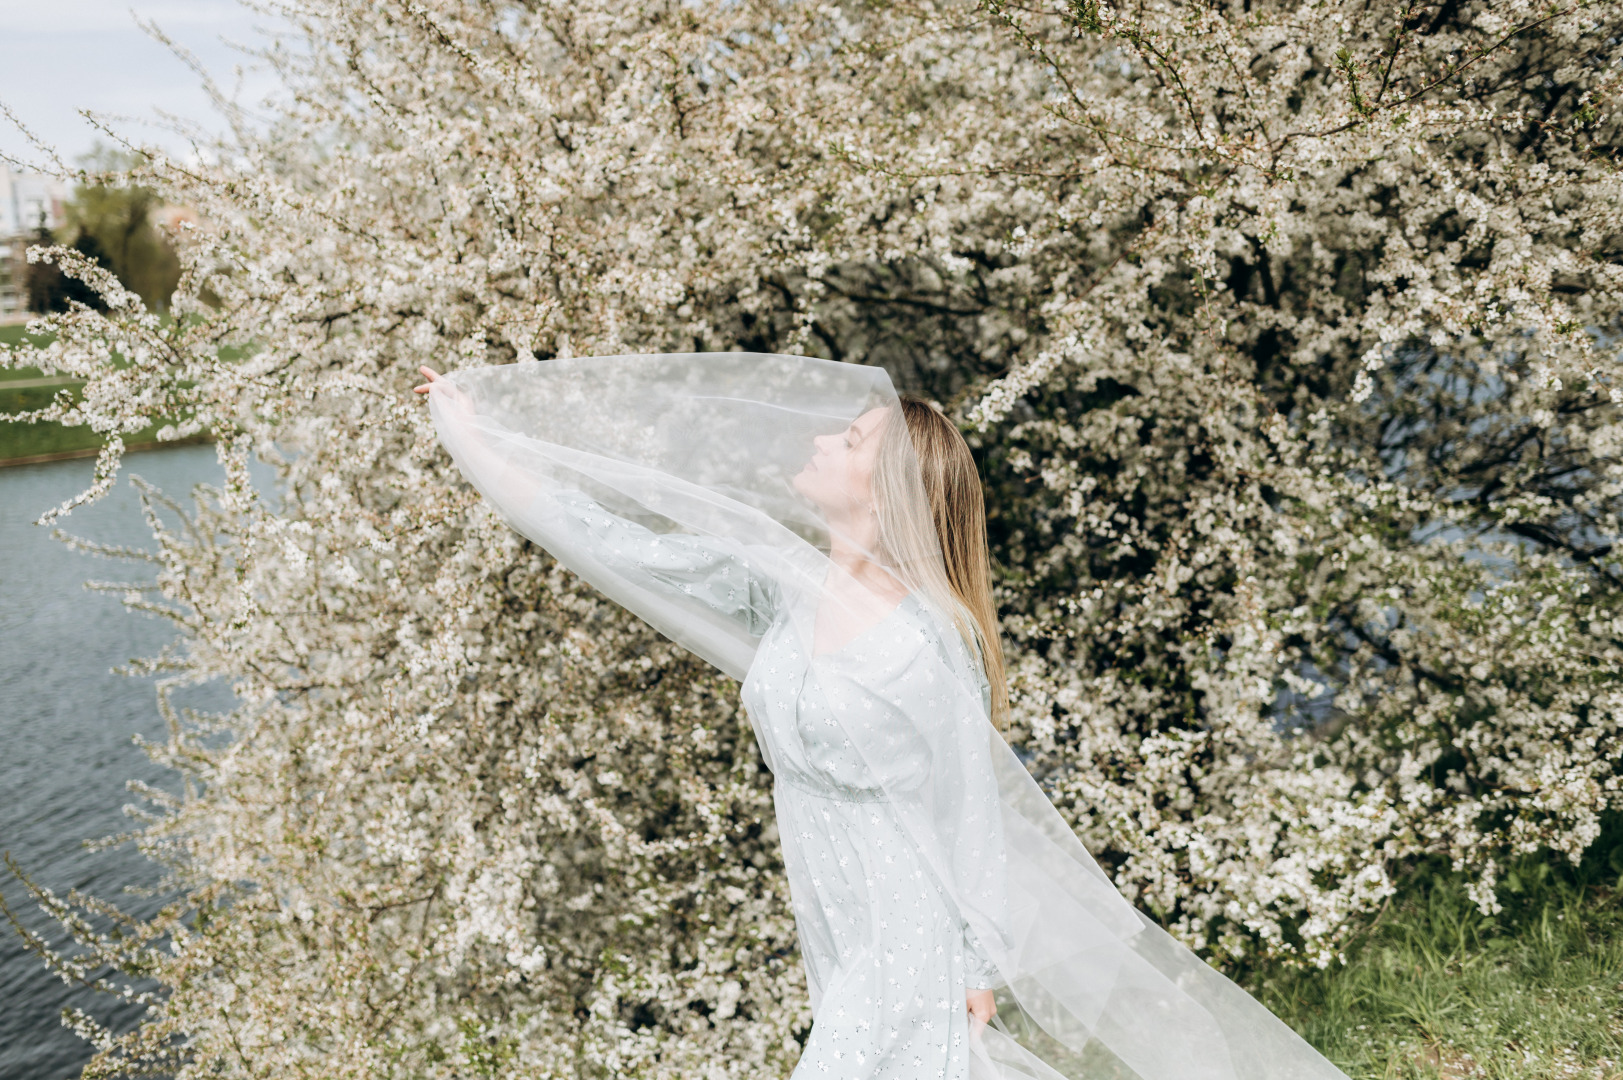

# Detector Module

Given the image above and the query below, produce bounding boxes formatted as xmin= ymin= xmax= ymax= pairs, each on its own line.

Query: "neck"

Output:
xmin=825 ymin=512 xmax=907 ymax=600
xmin=829 ymin=545 xmax=876 ymax=575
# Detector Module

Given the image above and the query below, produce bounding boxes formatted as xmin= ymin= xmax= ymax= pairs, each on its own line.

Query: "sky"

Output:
xmin=0 ymin=0 xmax=286 ymax=170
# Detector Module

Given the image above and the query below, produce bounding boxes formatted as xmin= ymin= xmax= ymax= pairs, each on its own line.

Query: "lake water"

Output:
xmin=0 ymin=445 xmax=247 ymax=1080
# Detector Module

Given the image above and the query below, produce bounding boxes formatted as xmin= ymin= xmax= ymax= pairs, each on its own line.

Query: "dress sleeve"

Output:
xmin=551 ymin=490 xmax=778 ymax=638
xmin=961 ymin=663 xmax=1004 ymax=990
xmin=963 ymin=932 xmax=1004 ymax=990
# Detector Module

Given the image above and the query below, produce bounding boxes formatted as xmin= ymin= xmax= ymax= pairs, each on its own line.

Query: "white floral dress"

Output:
xmin=557 ymin=493 xmax=1002 ymax=1080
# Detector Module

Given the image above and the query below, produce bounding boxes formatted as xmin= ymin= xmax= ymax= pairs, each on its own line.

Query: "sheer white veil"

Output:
xmin=427 ymin=353 xmax=1349 ymax=1080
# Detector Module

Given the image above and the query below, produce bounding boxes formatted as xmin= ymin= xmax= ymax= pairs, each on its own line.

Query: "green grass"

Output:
xmin=0 ymin=379 xmax=199 ymax=461
xmin=1 ymin=382 xmax=101 ymax=460
xmin=1247 ymin=828 xmax=1623 ymax=1080
xmin=1 ymin=321 xmax=212 ymax=461
xmin=0 ymin=324 xmax=100 ymax=459
xmin=0 ymin=322 xmax=55 ymax=382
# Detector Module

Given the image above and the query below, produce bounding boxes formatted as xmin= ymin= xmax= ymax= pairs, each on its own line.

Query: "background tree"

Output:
xmin=27 ymin=145 xmax=182 ymax=315
xmin=25 ymin=222 xmax=107 ymax=313
xmin=794 ymin=0 xmax=1623 ymax=957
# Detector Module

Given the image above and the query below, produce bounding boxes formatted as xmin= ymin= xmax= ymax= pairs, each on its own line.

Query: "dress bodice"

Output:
xmin=743 ymin=600 xmax=926 ymax=802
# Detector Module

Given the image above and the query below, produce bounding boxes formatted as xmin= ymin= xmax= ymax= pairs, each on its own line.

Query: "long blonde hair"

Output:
xmin=871 ymin=396 xmax=1010 ymax=730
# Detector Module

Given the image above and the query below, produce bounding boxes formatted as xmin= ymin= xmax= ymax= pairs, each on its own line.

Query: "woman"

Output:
xmin=416 ymin=353 xmax=1349 ymax=1080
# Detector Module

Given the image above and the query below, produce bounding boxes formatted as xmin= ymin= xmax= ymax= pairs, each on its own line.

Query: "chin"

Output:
xmin=792 ymin=469 xmax=830 ymax=509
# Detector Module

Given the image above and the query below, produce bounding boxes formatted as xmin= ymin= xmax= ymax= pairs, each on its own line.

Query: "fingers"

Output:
xmin=965 ymin=990 xmax=996 ymax=1026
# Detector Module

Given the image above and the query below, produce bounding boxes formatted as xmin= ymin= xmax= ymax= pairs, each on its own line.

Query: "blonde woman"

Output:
xmin=416 ymin=353 xmax=1348 ymax=1080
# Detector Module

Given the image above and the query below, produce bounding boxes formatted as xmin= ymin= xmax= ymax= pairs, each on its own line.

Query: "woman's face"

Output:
xmin=793 ymin=406 xmax=891 ymax=517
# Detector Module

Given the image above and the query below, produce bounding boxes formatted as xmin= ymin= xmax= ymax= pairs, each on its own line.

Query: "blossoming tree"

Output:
xmin=3 ymin=0 xmax=1618 ymax=1075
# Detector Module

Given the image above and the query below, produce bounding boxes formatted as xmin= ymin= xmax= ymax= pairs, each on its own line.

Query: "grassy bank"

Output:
xmin=0 ymin=379 xmax=197 ymax=464
xmin=0 ymin=322 xmax=207 ymax=464
xmin=1248 ymin=832 xmax=1623 ymax=1079
xmin=1 ymin=323 xmax=94 ymax=461
xmin=0 ymin=322 xmax=53 ymax=381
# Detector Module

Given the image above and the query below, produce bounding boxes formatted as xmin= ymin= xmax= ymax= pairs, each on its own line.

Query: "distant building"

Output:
xmin=1 ymin=166 xmax=70 ymax=321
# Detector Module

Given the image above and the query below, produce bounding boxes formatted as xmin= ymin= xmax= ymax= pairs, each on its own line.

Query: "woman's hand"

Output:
xmin=966 ymin=987 xmax=996 ymax=1030
xmin=414 ymin=366 xmax=473 ymax=422
xmin=412 ymin=365 xmax=443 ymax=395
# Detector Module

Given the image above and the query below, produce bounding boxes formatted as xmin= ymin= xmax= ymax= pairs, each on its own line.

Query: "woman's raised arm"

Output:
xmin=416 ymin=365 xmax=777 ymax=642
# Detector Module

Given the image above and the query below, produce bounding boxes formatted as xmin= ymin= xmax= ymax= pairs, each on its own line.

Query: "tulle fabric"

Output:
xmin=427 ymin=353 xmax=1348 ymax=1080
